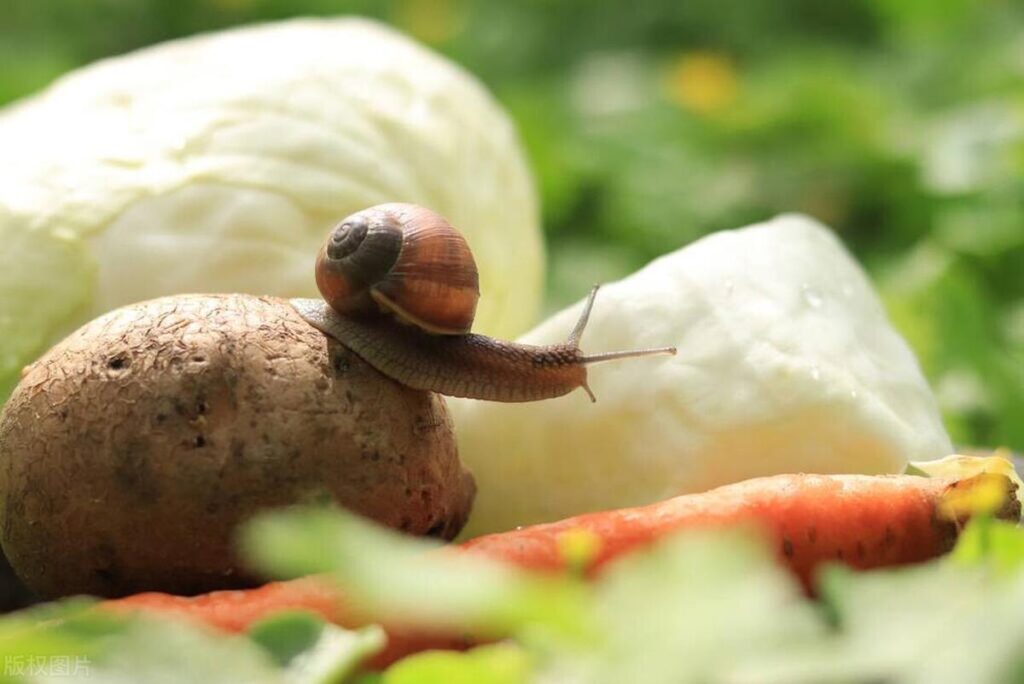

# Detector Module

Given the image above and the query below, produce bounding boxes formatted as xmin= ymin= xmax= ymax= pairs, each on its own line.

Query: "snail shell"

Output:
xmin=315 ymin=203 xmax=480 ymax=335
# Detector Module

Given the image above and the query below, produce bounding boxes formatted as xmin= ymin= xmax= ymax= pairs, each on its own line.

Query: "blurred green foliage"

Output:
xmin=2 ymin=0 xmax=1022 ymax=449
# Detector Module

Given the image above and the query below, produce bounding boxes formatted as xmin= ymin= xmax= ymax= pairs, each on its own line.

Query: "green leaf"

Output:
xmin=0 ymin=600 xmax=102 ymax=683
xmin=58 ymin=618 xmax=285 ymax=684
xmin=248 ymin=612 xmax=385 ymax=684
xmin=745 ymin=555 xmax=1024 ymax=684
xmin=950 ymin=517 xmax=1024 ymax=574
xmin=826 ymin=563 xmax=1024 ymax=684
xmin=241 ymin=506 xmax=591 ymax=642
xmin=550 ymin=529 xmax=825 ymax=684
xmin=381 ymin=644 xmax=531 ymax=684
xmin=0 ymin=600 xmax=291 ymax=684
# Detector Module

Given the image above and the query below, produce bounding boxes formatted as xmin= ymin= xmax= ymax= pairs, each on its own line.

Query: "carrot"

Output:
xmin=105 ymin=578 xmax=343 ymax=633
xmin=104 ymin=472 xmax=1019 ymax=666
xmin=461 ymin=472 xmax=1020 ymax=587
xmin=103 ymin=578 xmax=470 ymax=668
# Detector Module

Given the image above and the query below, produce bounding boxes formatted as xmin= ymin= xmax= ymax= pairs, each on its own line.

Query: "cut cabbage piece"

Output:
xmin=453 ymin=214 xmax=953 ymax=535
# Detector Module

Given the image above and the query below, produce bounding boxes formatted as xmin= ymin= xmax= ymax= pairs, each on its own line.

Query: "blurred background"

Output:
xmin=3 ymin=0 xmax=1022 ymax=451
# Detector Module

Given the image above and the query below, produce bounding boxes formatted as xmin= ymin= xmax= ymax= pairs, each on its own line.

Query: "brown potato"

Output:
xmin=0 ymin=294 xmax=474 ymax=598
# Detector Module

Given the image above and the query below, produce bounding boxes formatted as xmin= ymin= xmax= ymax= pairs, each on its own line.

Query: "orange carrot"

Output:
xmin=461 ymin=472 xmax=1019 ymax=587
xmin=105 ymin=578 xmax=343 ymax=633
xmin=105 ymin=472 xmax=1019 ymax=666
xmin=104 ymin=578 xmax=469 ymax=668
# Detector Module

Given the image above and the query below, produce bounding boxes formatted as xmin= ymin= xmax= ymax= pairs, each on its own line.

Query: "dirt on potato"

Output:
xmin=0 ymin=294 xmax=474 ymax=599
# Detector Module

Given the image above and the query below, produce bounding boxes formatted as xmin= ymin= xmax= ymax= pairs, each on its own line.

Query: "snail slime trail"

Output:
xmin=293 ymin=204 xmax=676 ymax=402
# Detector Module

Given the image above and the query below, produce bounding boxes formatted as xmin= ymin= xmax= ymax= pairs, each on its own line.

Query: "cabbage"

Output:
xmin=452 ymin=214 xmax=953 ymax=535
xmin=0 ymin=18 xmax=543 ymax=401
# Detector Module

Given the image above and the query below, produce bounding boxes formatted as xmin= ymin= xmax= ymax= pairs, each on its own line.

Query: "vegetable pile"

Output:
xmin=0 ymin=14 xmax=1019 ymax=684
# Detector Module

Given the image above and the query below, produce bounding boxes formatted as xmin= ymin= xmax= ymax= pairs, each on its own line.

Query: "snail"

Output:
xmin=290 ymin=203 xmax=676 ymax=402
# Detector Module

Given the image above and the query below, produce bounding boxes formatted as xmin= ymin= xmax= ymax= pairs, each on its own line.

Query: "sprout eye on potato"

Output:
xmin=0 ymin=294 xmax=474 ymax=598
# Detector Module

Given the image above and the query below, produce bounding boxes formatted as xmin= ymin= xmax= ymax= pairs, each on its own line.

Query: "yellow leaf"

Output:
xmin=938 ymin=472 xmax=1015 ymax=521
xmin=911 ymin=452 xmax=1023 ymax=492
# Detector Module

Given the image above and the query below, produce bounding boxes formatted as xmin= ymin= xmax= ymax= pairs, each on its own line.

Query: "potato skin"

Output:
xmin=0 ymin=294 xmax=474 ymax=599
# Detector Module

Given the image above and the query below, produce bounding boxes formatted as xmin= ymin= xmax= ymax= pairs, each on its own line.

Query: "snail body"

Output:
xmin=294 ymin=204 xmax=675 ymax=402
xmin=292 ymin=298 xmax=585 ymax=401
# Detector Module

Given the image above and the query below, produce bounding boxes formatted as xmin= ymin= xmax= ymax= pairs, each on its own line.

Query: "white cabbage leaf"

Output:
xmin=0 ymin=18 xmax=543 ymax=400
